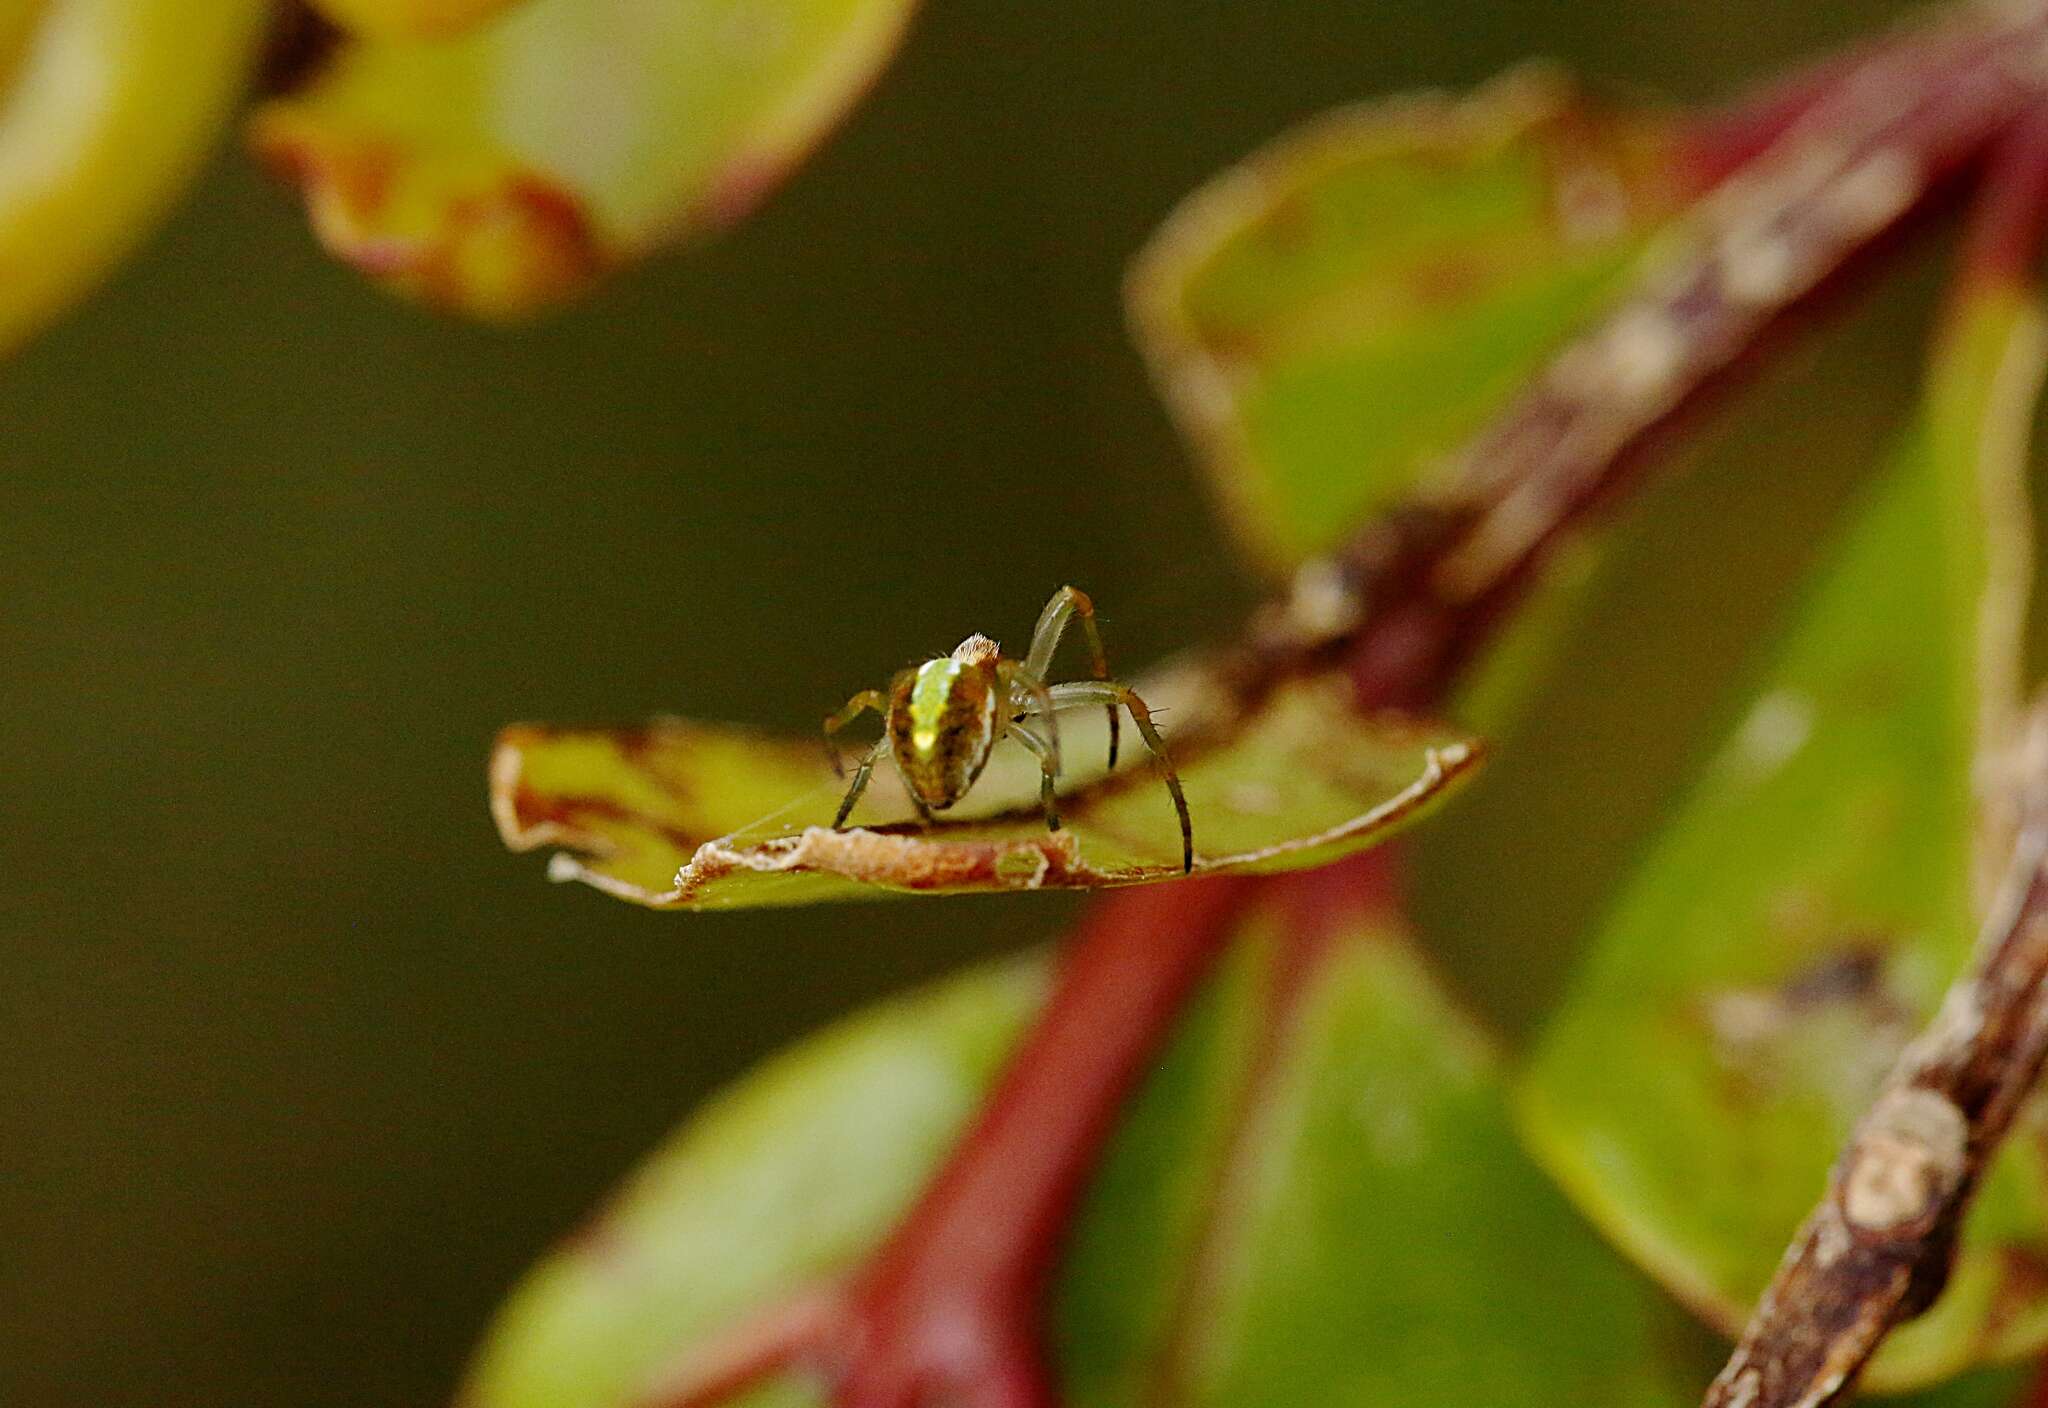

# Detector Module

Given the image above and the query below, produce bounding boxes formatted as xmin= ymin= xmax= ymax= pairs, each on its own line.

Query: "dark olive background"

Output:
xmin=0 ymin=2 xmax=1955 ymax=1403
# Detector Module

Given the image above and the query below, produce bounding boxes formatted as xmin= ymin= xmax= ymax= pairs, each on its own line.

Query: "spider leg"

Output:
xmin=1045 ymin=680 xmax=1193 ymax=873
xmin=1024 ymin=585 xmax=1120 ymax=771
xmin=999 ymin=661 xmax=1061 ymax=777
xmin=832 ymin=738 xmax=888 ymax=830
xmin=822 ymin=687 xmax=887 ymax=778
xmin=1010 ymin=719 xmax=1063 ymax=832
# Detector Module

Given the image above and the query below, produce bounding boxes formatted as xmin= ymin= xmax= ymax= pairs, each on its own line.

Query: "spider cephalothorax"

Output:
xmin=825 ymin=586 xmax=1194 ymax=871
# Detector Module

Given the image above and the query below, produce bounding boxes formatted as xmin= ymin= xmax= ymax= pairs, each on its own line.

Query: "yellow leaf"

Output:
xmin=254 ymin=0 xmax=921 ymax=319
xmin=308 ymin=0 xmax=526 ymax=41
xmin=0 ymin=0 xmax=267 ymax=354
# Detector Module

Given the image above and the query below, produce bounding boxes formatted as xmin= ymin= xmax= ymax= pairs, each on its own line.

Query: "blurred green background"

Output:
xmin=1 ymin=1 xmax=1950 ymax=1403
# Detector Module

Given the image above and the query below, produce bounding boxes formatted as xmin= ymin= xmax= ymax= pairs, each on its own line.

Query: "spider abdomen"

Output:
xmin=889 ymin=642 xmax=1001 ymax=810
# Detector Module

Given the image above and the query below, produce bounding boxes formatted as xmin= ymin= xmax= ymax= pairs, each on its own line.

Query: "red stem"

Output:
xmin=1954 ymin=103 xmax=2048 ymax=297
xmin=633 ymin=876 xmax=1260 ymax=1408
xmin=1678 ymin=35 xmax=1888 ymax=193
xmin=865 ymin=878 xmax=1257 ymax=1289
xmin=829 ymin=876 xmax=1260 ymax=1408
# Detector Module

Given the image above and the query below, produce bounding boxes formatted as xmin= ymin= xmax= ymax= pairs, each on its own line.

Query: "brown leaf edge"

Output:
xmin=249 ymin=117 xmax=604 ymax=320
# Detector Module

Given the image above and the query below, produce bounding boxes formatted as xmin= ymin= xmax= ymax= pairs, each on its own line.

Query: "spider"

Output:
xmin=824 ymin=586 xmax=1194 ymax=873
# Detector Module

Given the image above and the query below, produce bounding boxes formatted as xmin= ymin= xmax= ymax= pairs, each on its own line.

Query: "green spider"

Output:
xmin=824 ymin=586 xmax=1195 ymax=872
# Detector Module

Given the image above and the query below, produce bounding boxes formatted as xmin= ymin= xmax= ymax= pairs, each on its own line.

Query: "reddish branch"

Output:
xmin=1239 ymin=0 xmax=2048 ymax=711
xmin=823 ymin=876 xmax=1259 ymax=1408
xmin=637 ymin=5 xmax=2048 ymax=1405
xmin=639 ymin=877 xmax=1259 ymax=1408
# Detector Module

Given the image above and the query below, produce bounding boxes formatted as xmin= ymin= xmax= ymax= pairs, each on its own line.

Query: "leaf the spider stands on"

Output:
xmin=492 ymin=673 xmax=1482 ymax=909
xmin=1518 ymin=278 xmax=2048 ymax=1389
xmin=1127 ymin=65 xmax=1685 ymax=576
xmin=0 ymin=0 xmax=268 ymax=356
xmin=458 ymin=895 xmax=1707 ymax=1408
xmin=250 ymin=0 xmax=920 ymax=319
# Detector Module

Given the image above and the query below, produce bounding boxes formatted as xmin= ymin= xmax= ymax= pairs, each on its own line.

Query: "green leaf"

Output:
xmin=459 ymin=902 xmax=1699 ymax=1407
xmin=1517 ymin=288 xmax=2048 ymax=1390
xmin=1884 ymin=1367 xmax=2037 ymax=1408
xmin=492 ymin=675 xmax=1481 ymax=909
xmin=0 ymin=0 xmax=268 ymax=354
xmin=1127 ymin=66 xmax=1684 ymax=575
xmin=250 ymin=0 xmax=919 ymax=319
xmin=1055 ymin=909 xmax=1695 ymax=1408
xmin=459 ymin=956 xmax=1048 ymax=1408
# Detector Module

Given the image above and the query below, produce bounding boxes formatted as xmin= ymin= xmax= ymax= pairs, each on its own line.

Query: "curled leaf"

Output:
xmin=0 ymin=0 xmax=268 ymax=354
xmin=493 ymin=674 xmax=1482 ymax=909
xmin=1128 ymin=66 xmax=1683 ymax=575
xmin=251 ymin=0 xmax=920 ymax=319
xmin=1517 ymin=280 xmax=2048 ymax=1387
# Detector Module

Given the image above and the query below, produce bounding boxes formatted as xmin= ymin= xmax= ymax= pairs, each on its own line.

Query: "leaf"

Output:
xmin=307 ymin=0 xmax=525 ymax=40
xmin=458 ymin=955 xmax=1049 ymax=1408
xmin=1516 ymin=283 xmax=2048 ymax=1389
xmin=458 ymin=902 xmax=1699 ymax=1408
xmin=492 ymin=674 xmax=1482 ymax=909
xmin=0 ymin=0 xmax=268 ymax=354
xmin=1127 ymin=65 xmax=1685 ymax=575
xmin=250 ymin=0 xmax=920 ymax=319
xmin=1890 ymin=1367 xmax=2038 ymax=1408
xmin=1053 ymin=909 xmax=1696 ymax=1408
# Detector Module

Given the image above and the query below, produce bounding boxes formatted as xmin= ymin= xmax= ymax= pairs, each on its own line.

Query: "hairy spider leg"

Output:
xmin=998 ymin=660 xmax=1060 ymax=772
xmin=1009 ymin=720 xmax=1063 ymax=832
xmin=1026 ymin=586 xmax=1120 ymax=771
xmin=822 ymin=687 xmax=887 ymax=778
xmin=833 ymin=738 xmax=888 ymax=829
xmin=1040 ymin=679 xmax=1193 ymax=873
